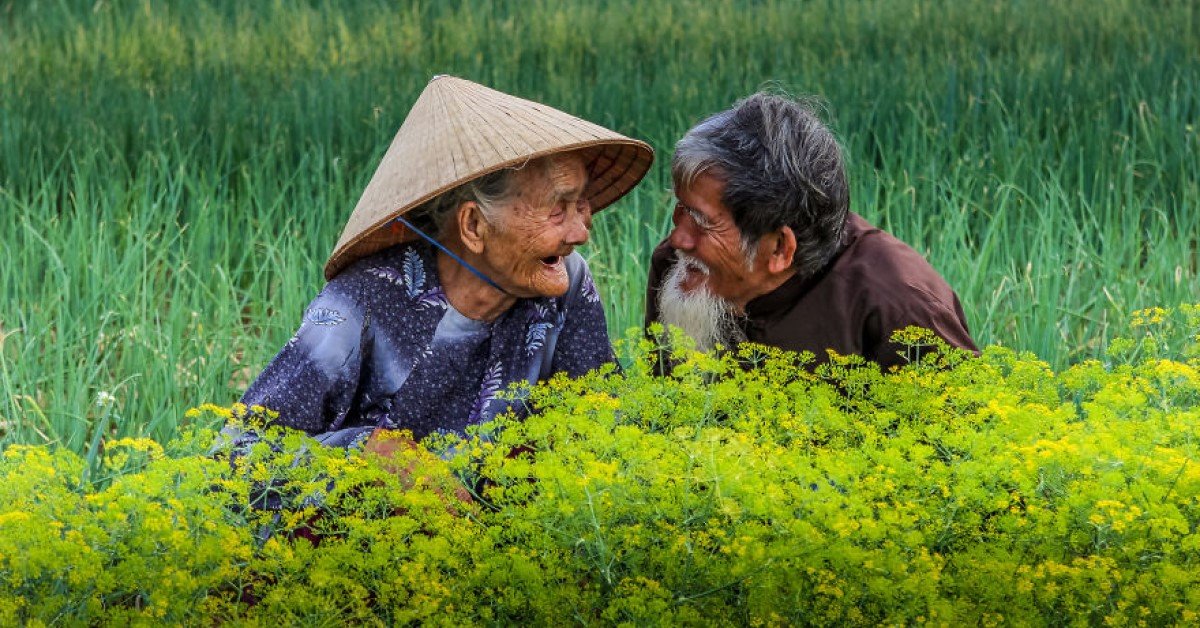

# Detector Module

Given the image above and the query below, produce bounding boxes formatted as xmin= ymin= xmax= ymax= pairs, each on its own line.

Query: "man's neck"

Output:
xmin=732 ymin=266 xmax=798 ymax=314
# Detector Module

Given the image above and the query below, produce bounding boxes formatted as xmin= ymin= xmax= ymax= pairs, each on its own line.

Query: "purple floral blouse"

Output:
xmin=239 ymin=240 xmax=613 ymax=445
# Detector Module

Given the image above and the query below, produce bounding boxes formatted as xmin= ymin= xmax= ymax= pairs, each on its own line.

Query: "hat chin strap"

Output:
xmin=393 ymin=216 xmax=511 ymax=297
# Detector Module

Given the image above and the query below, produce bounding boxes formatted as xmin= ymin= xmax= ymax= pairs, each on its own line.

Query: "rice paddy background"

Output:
xmin=1 ymin=0 xmax=1197 ymax=450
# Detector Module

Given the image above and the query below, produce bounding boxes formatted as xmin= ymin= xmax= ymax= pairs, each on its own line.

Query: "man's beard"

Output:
xmin=656 ymin=253 xmax=746 ymax=353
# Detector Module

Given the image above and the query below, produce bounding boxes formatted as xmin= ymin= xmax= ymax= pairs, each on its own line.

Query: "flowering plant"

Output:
xmin=2 ymin=306 xmax=1199 ymax=624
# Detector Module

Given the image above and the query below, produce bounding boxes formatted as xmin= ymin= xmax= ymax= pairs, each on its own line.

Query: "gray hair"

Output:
xmin=404 ymin=168 xmax=517 ymax=238
xmin=406 ymin=155 xmax=569 ymax=238
xmin=657 ymin=251 xmax=746 ymax=352
xmin=672 ymin=92 xmax=849 ymax=277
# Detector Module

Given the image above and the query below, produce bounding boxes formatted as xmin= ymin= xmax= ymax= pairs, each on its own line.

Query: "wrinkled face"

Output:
xmin=481 ymin=155 xmax=591 ymax=298
xmin=667 ymin=173 xmax=762 ymax=308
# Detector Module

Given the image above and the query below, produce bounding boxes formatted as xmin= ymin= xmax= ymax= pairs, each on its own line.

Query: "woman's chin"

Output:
xmin=526 ymin=263 xmax=570 ymax=298
xmin=533 ymin=280 xmax=570 ymax=299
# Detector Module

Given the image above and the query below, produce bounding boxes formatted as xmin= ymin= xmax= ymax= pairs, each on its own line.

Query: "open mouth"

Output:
xmin=672 ymin=254 xmax=711 ymax=292
xmin=541 ymin=255 xmax=563 ymax=267
xmin=678 ymin=255 xmax=709 ymax=277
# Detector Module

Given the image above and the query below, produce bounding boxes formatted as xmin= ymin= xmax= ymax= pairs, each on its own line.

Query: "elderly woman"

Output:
xmin=238 ymin=76 xmax=652 ymax=448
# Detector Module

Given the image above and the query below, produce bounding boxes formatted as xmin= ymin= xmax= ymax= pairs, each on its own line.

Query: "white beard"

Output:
xmin=656 ymin=253 xmax=745 ymax=353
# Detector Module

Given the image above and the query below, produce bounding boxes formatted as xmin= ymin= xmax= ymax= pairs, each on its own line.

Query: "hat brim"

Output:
xmin=323 ymin=138 xmax=652 ymax=280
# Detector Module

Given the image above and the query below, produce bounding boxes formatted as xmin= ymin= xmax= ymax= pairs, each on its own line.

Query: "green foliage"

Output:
xmin=3 ymin=308 xmax=1200 ymax=624
xmin=2 ymin=0 xmax=1199 ymax=448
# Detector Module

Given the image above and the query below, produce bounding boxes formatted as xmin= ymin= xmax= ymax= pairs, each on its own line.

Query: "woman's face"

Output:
xmin=480 ymin=155 xmax=592 ymax=298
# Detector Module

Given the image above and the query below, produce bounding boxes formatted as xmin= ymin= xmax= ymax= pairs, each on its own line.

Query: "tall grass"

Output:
xmin=1 ymin=0 xmax=1197 ymax=449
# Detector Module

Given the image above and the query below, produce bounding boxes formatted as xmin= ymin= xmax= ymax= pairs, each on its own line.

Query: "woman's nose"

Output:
xmin=564 ymin=211 xmax=590 ymax=246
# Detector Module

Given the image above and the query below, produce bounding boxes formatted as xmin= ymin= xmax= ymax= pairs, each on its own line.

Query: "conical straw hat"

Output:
xmin=325 ymin=75 xmax=654 ymax=279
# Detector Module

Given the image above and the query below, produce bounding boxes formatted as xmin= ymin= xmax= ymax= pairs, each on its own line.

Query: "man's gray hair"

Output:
xmin=672 ymin=92 xmax=850 ymax=277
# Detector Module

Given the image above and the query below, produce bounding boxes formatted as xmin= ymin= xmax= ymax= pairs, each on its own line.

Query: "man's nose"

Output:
xmin=668 ymin=223 xmax=694 ymax=251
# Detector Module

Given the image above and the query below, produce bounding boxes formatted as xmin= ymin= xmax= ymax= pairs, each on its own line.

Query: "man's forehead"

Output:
xmin=674 ymin=173 xmax=729 ymax=214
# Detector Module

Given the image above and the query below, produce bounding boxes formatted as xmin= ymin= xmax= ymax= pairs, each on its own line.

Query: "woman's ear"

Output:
xmin=457 ymin=201 xmax=489 ymax=255
xmin=767 ymin=226 xmax=798 ymax=274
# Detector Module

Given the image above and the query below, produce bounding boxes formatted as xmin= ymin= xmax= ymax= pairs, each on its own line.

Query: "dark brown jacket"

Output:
xmin=645 ymin=213 xmax=979 ymax=370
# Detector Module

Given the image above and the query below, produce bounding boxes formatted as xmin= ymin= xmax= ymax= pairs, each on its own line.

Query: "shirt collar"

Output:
xmin=744 ymin=265 xmax=827 ymax=320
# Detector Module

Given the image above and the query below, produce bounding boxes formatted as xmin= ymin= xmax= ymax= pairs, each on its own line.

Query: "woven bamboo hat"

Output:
xmin=324 ymin=75 xmax=654 ymax=279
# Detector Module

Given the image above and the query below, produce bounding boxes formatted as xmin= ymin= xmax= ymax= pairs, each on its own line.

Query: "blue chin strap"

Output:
xmin=393 ymin=215 xmax=510 ymax=296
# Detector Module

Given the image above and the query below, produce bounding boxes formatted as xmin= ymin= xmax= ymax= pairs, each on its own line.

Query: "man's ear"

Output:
xmin=766 ymin=226 xmax=797 ymax=274
xmin=457 ymin=201 xmax=490 ymax=255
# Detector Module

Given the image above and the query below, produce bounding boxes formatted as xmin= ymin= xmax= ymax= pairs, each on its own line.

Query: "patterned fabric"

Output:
xmin=240 ymin=240 xmax=613 ymax=442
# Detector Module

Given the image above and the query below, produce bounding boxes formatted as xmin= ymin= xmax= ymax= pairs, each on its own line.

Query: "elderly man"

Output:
xmin=645 ymin=92 xmax=977 ymax=370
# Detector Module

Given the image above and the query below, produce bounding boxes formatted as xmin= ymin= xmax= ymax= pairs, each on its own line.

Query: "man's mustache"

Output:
xmin=674 ymin=251 xmax=710 ymax=276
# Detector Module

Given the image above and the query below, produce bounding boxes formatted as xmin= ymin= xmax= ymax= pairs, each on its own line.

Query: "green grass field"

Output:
xmin=1 ymin=0 xmax=1197 ymax=450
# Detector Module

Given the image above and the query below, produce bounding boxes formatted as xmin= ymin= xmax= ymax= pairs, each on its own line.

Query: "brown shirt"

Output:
xmin=645 ymin=213 xmax=979 ymax=370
